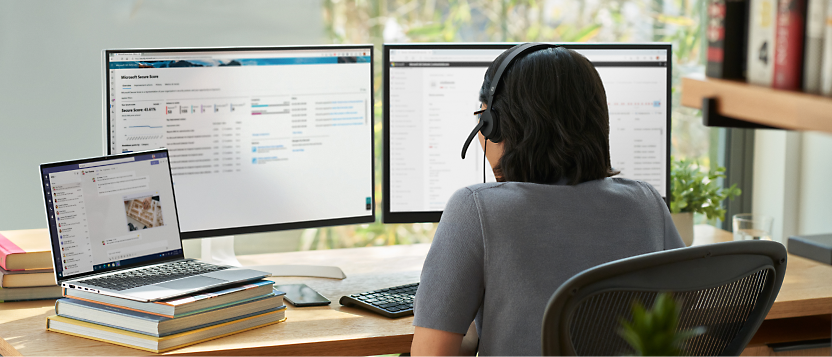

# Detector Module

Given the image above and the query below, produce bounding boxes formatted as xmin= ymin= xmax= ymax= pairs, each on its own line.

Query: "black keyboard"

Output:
xmin=339 ymin=282 xmax=418 ymax=318
xmin=80 ymin=260 xmax=229 ymax=291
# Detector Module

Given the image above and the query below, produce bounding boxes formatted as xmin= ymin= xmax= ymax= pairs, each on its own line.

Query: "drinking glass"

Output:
xmin=732 ymin=214 xmax=774 ymax=241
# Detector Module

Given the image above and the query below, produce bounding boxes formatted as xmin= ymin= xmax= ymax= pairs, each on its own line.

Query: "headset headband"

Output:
xmin=460 ymin=43 xmax=559 ymax=159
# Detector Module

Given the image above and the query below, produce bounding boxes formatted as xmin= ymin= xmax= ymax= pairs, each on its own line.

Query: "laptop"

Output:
xmin=40 ymin=149 xmax=269 ymax=302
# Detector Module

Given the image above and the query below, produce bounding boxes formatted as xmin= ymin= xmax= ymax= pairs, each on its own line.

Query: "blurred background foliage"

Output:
xmin=298 ymin=0 xmax=710 ymax=250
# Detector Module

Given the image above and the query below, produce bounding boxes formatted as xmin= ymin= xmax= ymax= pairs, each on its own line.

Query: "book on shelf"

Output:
xmin=46 ymin=307 xmax=287 ymax=353
xmin=747 ymin=0 xmax=778 ymax=86
xmin=0 ymin=229 xmax=52 ymax=271
xmin=803 ymin=0 xmax=827 ymax=93
xmin=63 ymin=279 xmax=276 ymax=318
xmin=821 ymin=0 xmax=832 ymax=95
xmin=772 ymin=0 xmax=807 ymax=90
xmin=55 ymin=294 xmax=285 ymax=337
xmin=0 ymin=266 xmax=54 ymax=288
xmin=706 ymin=0 xmax=749 ymax=79
xmin=0 ymin=285 xmax=62 ymax=302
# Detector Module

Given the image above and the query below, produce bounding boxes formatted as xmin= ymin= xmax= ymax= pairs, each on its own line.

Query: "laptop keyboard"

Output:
xmin=80 ymin=261 xmax=229 ymax=291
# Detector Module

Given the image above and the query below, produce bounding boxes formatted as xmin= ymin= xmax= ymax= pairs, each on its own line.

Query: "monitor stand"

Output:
xmin=199 ymin=236 xmax=346 ymax=279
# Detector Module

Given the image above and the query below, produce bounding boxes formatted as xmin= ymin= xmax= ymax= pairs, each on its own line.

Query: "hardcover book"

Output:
xmin=64 ymin=279 xmax=277 ymax=318
xmin=0 ymin=285 xmax=62 ymax=302
xmin=707 ymin=0 xmax=749 ymax=79
xmin=0 ymin=229 xmax=52 ymax=271
xmin=803 ymin=0 xmax=827 ymax=93
xmin=821 ymin=0 xmax=832 ymax=95
xmin=0 ymin=267 xmax=54 ymax=288
xmin=55 ymin=295 xmax=285 ymax=337
xmin=747 ymin=0 xmax=778 ymax=86
xmin=46 ymin=307 xmax=286 ymax=353
xmin=772 ymin=0 xmax=807 ymax=90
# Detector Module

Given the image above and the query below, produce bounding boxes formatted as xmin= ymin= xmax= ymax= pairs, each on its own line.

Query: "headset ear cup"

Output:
xmin=488 ymin=109 xmax=500 ymax=142
xmin=479 ymin=110 xmax=493 ymax=139
xmin=480 ymin=109 xmax=499 ymax=142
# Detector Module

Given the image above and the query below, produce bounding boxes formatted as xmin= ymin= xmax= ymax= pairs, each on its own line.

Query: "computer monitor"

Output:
xmin=383 ymin=43 xmax=671 ymax=223
xmin=103 ymin=46 xmax=375 ymax=243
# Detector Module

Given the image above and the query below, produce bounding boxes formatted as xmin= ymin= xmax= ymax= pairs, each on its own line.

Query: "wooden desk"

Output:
xmin=1 ymin=226 xmax=829 ymax=355
xmin=693 ymin=225 xmax=832 ymax=320
xmin=693 ymin=225 xmax=832 ymax=356
xmin=0 ymin=244 xmax=429 ymax=356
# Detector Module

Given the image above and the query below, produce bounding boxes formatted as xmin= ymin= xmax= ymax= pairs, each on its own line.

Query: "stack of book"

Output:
xmin=706 ymin=0 xmax=832 ymax=95
xmin=47 ymin=280 xmax=286 ymax=353
xmin=0 ymin=229 xmax=62 ymax=302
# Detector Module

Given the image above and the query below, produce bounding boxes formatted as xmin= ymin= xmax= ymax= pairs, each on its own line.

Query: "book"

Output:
xmin=0 ymin=285 xmax=62 ymax=302
xmin=46 ymin=307 xmax=286 ymax=353
xmin=747 ymin=0 xmax=778 ymax=86
xmin=772 ymin=0 xmax=807 ymax=90
xmin=0 ymin=229 xmax=52 ymax=271
xmin=821 ymin=0 xmax=832 ymax=95
xmin=803 ymin=0 xmax=828 ymax=93
xmin=788 ymin=233 xmax=832 ymax=264
xmin=55 ymin=294 xmax=284 ymax=337
xmin=0 ymin=266 xmax=54 ymax=288
xmin=64 ymin=279 xmax=276 ymax=318
xmin=706 ymin=0 xmax=749 ymax=79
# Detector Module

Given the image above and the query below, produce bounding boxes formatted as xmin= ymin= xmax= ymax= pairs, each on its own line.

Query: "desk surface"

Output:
xmin=0 ymin=243 xmax=429 ymax=356
xmin=693 ymin=225 xmax=832 ymax=320
xmin=1 ymin=225 xmax=830 ymax=356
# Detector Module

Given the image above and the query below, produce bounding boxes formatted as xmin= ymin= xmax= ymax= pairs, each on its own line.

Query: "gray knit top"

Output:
xmin=413 ymin=178 xmax=685 ymax=355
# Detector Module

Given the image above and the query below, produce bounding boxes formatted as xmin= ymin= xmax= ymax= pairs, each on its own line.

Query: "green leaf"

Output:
xmin=670 ymin=156 xmax=741 ymax=221
xmin=618 ymin=293 xmax=705 ymax=356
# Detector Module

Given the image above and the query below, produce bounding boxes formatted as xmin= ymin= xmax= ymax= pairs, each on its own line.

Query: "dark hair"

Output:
xmin=479 ymin=45 xmax=618 ymax=184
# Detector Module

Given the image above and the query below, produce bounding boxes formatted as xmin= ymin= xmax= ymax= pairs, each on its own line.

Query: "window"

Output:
xmin=294 ymin=0 xmax=712 ymax=249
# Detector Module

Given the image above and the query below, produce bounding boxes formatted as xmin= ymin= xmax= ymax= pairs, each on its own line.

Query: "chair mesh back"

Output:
xmin=568 ymin=269 xmax=770 ymax=356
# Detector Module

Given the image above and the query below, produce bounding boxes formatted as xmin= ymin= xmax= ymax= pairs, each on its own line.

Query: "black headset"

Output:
xmin=460 ymin=43 xmax=561 ymax=159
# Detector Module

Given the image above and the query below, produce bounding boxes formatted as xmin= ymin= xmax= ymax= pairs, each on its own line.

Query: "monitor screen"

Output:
xmin=41 ymin=149 xmax=184 ymax=281
xmin=104 ymin=46 xmax=375 ymax=238
xmin=383 ymin=43 xmax=670 ymax=223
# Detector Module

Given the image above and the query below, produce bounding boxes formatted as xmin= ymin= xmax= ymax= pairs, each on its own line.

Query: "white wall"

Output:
xmin=796 ymin=132 xmax=832 ymax=235
xmin=753 ymin=130 xmax=832 ymax=244
xmin=0 ymin=0 xmax=324 ymax=231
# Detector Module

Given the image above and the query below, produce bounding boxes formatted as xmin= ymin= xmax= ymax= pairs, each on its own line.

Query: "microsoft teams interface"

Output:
xmin=106 ymin=48 xmax=374 ymax=233
xmin=43 ymin=152 xmax=182 ymax=279
xmin=388 ymin=47 xmax=668 ymax=213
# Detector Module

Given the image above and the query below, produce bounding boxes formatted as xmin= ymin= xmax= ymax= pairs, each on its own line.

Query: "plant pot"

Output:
xmin=670 ymin=212 xmax=694 ymax=246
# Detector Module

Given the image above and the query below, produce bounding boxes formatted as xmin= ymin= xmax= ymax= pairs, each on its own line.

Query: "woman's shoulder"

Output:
xmin=462 ymin=177 xmax=651 ymax=191
xmin=456 ymin=178 xmax=662 ymax=204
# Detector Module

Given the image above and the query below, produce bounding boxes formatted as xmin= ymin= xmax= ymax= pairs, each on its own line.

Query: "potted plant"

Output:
xmin=619 ymin=292 xmax=705 ymax=356
xmin=670 ymin=157 xmax=741 ymax=246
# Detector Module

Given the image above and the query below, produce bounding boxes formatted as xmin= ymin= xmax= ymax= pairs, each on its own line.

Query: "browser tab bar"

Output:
xmin=78 ymin=157 xmax=135 ymax=168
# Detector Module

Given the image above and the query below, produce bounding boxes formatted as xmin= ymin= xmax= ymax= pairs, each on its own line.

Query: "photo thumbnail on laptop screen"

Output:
xmin=43 ymin=152 xmax=183 ymax=279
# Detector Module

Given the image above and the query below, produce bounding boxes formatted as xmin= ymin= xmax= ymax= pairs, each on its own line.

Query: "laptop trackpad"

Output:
xmin=157 ymin=276 xmax=226 ymax=290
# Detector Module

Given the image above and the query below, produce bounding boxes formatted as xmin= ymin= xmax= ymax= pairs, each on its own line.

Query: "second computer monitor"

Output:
xmin=105 ymin=45 xmax=375 ymax=238
xmin=383 ymin=43 xmax=671 ymax=223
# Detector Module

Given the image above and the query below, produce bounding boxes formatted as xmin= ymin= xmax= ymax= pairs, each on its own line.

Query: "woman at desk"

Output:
xmin=410 ymin=44 xmax=685 ymax=355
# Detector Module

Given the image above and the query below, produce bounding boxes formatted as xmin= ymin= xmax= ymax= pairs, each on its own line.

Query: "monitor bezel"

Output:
xmin=103 ymin=45 xmax=377 ymax=239
xmin=382 ymin=42 xmax=672 ymax=224
xmin=40 ymin=148 xmax=184 ymax=284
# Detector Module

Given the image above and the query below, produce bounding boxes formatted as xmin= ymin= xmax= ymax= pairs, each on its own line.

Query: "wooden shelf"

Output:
xmin=681 ymin=73 xmax=832 ymax=133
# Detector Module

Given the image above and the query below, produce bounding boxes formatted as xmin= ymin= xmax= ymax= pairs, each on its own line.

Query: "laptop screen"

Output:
xmin=41 ymin=149 xmax=183 ymax=281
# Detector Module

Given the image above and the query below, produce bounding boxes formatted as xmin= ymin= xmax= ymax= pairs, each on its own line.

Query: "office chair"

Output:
xmin=541 ymin=240 xmax=787 ymax=356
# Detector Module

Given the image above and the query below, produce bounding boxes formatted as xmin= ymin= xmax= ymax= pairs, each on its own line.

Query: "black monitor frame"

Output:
xmin=103 ymin=45 xmax=376 ymax=239
xmin=382 ymin=42 xmax=672 ymax=224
